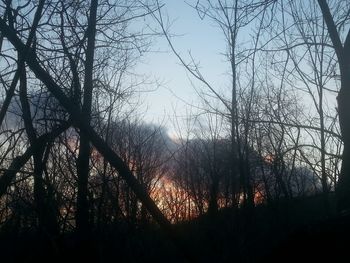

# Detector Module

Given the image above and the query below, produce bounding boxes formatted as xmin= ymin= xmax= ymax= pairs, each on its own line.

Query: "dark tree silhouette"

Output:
xmin=0 ymin=1 xmax=349 ymax=262
xmin=317 ymin=0 xmax=350 ymax=212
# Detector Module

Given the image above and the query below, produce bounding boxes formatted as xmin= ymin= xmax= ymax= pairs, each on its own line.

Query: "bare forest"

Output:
xmin=0 ymin=0 xmax=349 ymax=262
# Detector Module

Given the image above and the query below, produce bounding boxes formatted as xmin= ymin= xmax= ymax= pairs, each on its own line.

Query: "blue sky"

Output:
xmin=136 ymin=0 xmax=340 ymax=141
xmin=137 ymin=0 xmax=228 ymax=135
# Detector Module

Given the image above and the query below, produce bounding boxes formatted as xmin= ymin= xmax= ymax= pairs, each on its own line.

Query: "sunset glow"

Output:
xmin=0 ymin=0 xmax=347 ymax=262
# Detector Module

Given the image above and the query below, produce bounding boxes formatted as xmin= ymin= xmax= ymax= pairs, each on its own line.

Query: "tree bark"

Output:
xmin=336 ymin=72 xmax=350 ymax=211
xmin=76 ymin=0 xmax=98 ymax=234
xmin=317 ymin=0 xmax=350 ymax=212
xmin=208 ymin=176 xmax=219 ymax=216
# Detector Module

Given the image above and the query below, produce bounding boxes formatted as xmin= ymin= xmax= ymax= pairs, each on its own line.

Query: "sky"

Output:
xmin=136 ymin=0 xmax=229 ymax=136
xmin=135 ymin=0 xmax=340 ymax=141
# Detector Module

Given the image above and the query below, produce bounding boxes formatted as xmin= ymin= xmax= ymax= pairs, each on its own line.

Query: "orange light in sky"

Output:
xmin=151 ymin=177 xmax=198 ymax=223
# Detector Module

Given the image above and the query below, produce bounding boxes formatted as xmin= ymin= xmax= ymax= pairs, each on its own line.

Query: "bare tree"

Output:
xmin=0 ymin=0 xmax=182 ymax=247
xmin=153 ymin=0 xmax=276 ymax=212
xmin=316 ymin=0 xmax=350 ymax=211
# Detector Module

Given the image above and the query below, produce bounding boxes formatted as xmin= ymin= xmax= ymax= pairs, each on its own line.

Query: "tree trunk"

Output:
xmin=336 ymin=71 xmax=350 ymax=211
xmin=317 ymin=0 xmax=350 ymax=212
xmin=208 ymin=177 xmax=219 ymax=216
xmin=0 ymin=15 xmax=196 ymax=262
xmin=76 ymin=134 xmax=91 ymax=233
xmin=76 ymin=0 xmax=98 ymax=234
